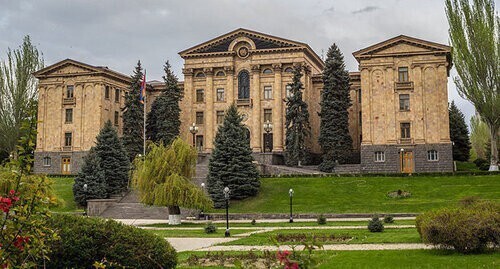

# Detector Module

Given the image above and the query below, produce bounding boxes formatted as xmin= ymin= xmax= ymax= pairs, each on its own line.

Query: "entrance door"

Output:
xmin=401 ymin=151 xmax=414 ymax=173
xmin=263 ymin=133 xmax=273 ymax=152
xmin=62 ymin=157 xmax=71 ymax=174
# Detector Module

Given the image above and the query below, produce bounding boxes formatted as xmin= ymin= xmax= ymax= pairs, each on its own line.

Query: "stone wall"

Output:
xmin=34 ymin=150 xmax=88 ymax=175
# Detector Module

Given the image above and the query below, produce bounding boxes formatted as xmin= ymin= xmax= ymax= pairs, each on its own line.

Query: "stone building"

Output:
xmin=33 ymin=29 xmax=453 ymax=174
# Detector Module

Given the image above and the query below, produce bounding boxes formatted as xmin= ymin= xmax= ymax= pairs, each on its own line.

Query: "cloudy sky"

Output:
xmin=1 ymin=0 xmax=494 ymax=125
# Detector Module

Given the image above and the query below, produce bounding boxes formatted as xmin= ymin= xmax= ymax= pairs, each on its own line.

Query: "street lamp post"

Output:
xmin=263 ymin=120 xmax=273 ymax=152
xmin=289 ymin=188 xmax=294 ymax=223
xmin=199 ymin=183 xmax=206 ymax=220
xmin=189 ymin=123 xmax=198 ymax=148
xmin=224 ymin=187 xmax=230 ymax=237
xmin=83 ymin=183 xmax=88 ymax=217
xmin=400 ymin=148 xmax=404 ymax=173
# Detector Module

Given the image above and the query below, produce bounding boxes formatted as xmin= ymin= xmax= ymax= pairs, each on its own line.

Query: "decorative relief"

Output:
xmin=251 ymin=64 xmax=261 ymax=73
xmin=237 ymin=46 xmax=250 ymax=58
xmin=203 ymin=67 xmax=214 ymax=76
xmin=272 ymin=63 xmax=282 ymax=71
xmin=224 ymin=66 xmax=234 ymax=74
xmin=182 ymin=68 xmax=194 ymax=75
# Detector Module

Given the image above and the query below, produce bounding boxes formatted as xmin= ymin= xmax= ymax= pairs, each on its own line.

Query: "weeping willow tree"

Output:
xmin=132 ymin=138 xmax=212 ymax=223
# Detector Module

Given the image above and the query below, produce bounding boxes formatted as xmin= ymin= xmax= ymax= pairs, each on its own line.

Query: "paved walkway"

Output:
xmin=165 ymin=237 xmax=239 ymax=252
xmin=193 ymin=243 xmax=432 ymax=252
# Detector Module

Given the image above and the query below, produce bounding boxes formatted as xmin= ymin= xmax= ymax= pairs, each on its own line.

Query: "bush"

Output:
xmin=383 ymin=215 xmax=394 ymax=223
xmin=251 ymin=219 xmax=257 ymax=225
xmin=44 ymin=214 xmax=177 ymax=268
xmin=205 ymin=221 xmax=217 ymax=234
xmin=416 ymin=200 xmax=499 ymax=254
xmin=368 ymin=215 xmax=384 ymax=232
xmin=317 ymin=214 xmax=327 ymax=225
xmin=473 ymin=158 xmax=490 ymax=171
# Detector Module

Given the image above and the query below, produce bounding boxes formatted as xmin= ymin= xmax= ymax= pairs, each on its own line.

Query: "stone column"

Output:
xmin=251 ymin=64 xmax=261 ymax=152
xmin=225 ymin=66 xmax=234 ymax=103
xmin=412 ymin=64 xmax=424 ymax=143
xmin=437 ymin=63 xmax=450 ymax=142
xmin=360 ymin=67 xmax=372 ymax=145
xmin=272 ymin=63 xmax=283 ymax=152
xmin=385 ymin=66 xmax=396 ymax=144
xmin=182 ymin=68 xmax=194 ymax=143
xmin=205 ymin=67 xmax=214 ymax=152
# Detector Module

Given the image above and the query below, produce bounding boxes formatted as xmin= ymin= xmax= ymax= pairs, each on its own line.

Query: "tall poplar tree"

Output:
xmin=318 ymin=43 xmax=352 ymax=172
xmin=146 ymin=61 xmax=182 ymax=145
xmin=449 ymin=101 xmax=471 ymax=161
xmin=284 ymin=65 xmax=310 ymax=166
xmin=122 ymin=61 xmax=144 ymax=161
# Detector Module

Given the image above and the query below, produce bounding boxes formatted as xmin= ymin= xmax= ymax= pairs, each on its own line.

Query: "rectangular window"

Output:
xmin=374 ymin=151 xmax=385 ymax=162
xmin=399 ymin=94 xmax=410 ymax=111
xmin=196 ymin=111 xmax=204 ymax=125
xmin=64 ymin=132 xmax=72 ymax=147
xmin=196 ymin=89 xmax=204 ymax=102
xmin=66 ymin=85 xmax=74 ymax=98
xmin=196 ymin=135 xmax=203 ymax=151
xmin=115 ymin=88 xmax=120 ymax=103
xmin=114 ymin=111 xmax=119 ymax=126
xmin=398 ymin=67 xmax=409 ymax=82
xmin=264 ymin=109 xmax=272 ymax=123
xmin=43 ymin=156 xmax=51 ymax=167
xmin=263 ymin=86 xmax=272 ymax=99
xmin=65 ymin=108 xmax=73 ymax=123
xmin=400 ymin=123 xmax=411 ymax=139
xmin=359 ymin=111 xmax=362 ymax=126
xmin=216 ymin=111 xmax=225 ymax=124
xmin=216 ymin=88 xmax=225 ymax=101
xmin=286 ymin=85 xmax=292 ymax=98
xmin=105 ymin=86 xmax=110 ymax=99
xmin=358 ymin=89 xmax=362 ymax=103
xmin=427 ymin=150 xmax=439 ymax=161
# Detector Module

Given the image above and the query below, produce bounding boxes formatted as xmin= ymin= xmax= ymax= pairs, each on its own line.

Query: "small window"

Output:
xmin=216 ymin=88 xmax=225 ymax=102
xmin=284 ymin=67 xmax=293 ymax=73
xmin=374 ymin=151 xmax=385 ymax=162
xmin=64 ymin=132 xmax=72 ymax=147
xmin=195 ymin=135 xmax=203 ymax=151
xmin=65 ymin=108 xmax=73 ymax=123
xmin=262 ymin=68 xmax=273 ymax=74
xmin=398 ymin=67 xmax=409 ymax=82
xmin=399 ymin=94 xmax=410 ymax=111
xmin=358 ymin=89 xmax=362 ymax=103
xmin=264 ymin=109 xmax=272 ymax=123
xmin=427 ymin=150 xmax=439 ymax=161
xmin=263 ymin=86 xmax=272 ymax=99
xmin=66 ymin=85 xmax=74 ymax=98
xmin=195 ymin=72 xmax=205 ymax=78
xmin=196 ymin=112 xmax=204 ymax=125
xmin=43 ymin=156 xmax=51 ymax=167
xmin=105 ymin=86 xmax=110 ymax=99
xmin=115 ymin=88 xmax=120 ymax=103
xmin=359 ymin=111 xmax=362 ymax=126
xmin=114 ymin=111 xmax=119 ymax=126
xmin=215 ymin=71 xmax=225 ymax=76
xmin=196 ymin=89 xmax=204 ymax=103
xmin=400 ymin=123 xmax=411 ymax=139
xmin=216 ymin=111 xmax=225 ymax=124
xmin=286 ymin=85 xmax=292 ymax=98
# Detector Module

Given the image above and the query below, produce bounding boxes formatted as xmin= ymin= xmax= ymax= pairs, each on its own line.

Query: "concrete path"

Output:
xmin=165 ymin=237 xmax=239 ymax=252
xmin=195 ymin=243 xmax=432 ymax=252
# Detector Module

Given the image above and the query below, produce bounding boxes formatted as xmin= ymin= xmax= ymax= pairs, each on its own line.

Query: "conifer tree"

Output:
xmin=146 ymin=61 xmax=183 ymax=145
xmin=449 ymin=101 xmax=471 ymax=162
xmin=207 ymin=104 xmax=260 ymax=208
xmin=73 ymin=149 xmax=107 ymax=207
xmin=94 ymin=120 xmax=130 ymax=195
xmin=318 ymin=44 xmax=353 ymax=172
xmin=123 ymin=61 xmax=144 ymax=161
xmin=284 ymin=65 xmax=310 ymax=166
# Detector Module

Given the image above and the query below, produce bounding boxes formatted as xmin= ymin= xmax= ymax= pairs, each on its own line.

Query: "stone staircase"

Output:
xmin=99 ymin=191 xmax=169 ymax=219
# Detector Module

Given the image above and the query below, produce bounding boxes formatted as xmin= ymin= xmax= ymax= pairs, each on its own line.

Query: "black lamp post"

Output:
xmin=189 ymin=122 xmax=198 ymax=148
xmin=263 ymin=120 xmax=273 ymax=152
xmin=199 ymin=183 xmax=206 ymax=220
xmin=224 ymin=187 xmax=230 ymax=237
xmin=289 ymin=188 xmax=294 ymax=223
xmin=400 ymin=148 xmax=404 ymax=173
xmin=83 ymin=183 xmax=88 ymax=217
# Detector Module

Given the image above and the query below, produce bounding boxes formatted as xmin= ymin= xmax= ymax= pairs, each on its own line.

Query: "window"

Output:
xmin=105 ymin=86 xmax=110 ymax=99
xmin=238 ymin=70 xmax=250 ymax=99
xmin=195 ymin=72 xmax=205 ymax=78
xmin=263 ymin=86 xmax=272 ymax=99
xmin=400 ymin=123 xmax=411 ymax=139
xmin=114 ymin=111 xmax=119 ymax=126
xmin=399 ymin=94 xmax=410 ymax=111
xmin=262 ymin=68 xmax=273 ymax=74
xmin=284 ymin=67 xmax=294 ymax=73
xmin=196 ymin=89 xmax=204 ymax=102
xmin=196 ymin=112 xmax=204 ymax=124
xmin=358 ymin=89 xmax=362 ymax=103
xmin=264 ymin=109 xmax=272 ymax=123
xmin=215 ymin=71 xmax=225 ymax=77
xmin=64 ymin=132 xmax=72 ymax=147
xmin=427 ymin=150 xmax=439 ymax=161
xmin=216 ymin=111 xmax=225 ymax=124
xmin=216 ymin=88 xmax=225 ymax=102
xmin=286 ymin=85 xmax=292 ymax=98
xmin=359 ymin=111 xmax=362 ymax=125
xmin=196 ymin=135 xmax=203 ymax=151
xmin=66 ymin=85 xmax=74 ymax=98
xmin=65 ymin=108 xmax=73 ymax=123
xmin=398 ymin=67 xmax=409 ymax=82
xmin=374 ymin=151 xmax=385 ymax=162
xmin=43 ymin=156 xmax=51 ymax=166
xmin=115 ymin=88 xmax=120 ymax=102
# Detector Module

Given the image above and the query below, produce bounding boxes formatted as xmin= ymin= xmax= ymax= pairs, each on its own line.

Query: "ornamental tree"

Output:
xmin=449 ymin=101 xmax=471 ymax=161
xmin=73 ymin=149 xmax=107 ymax=207
xmin=123 ymin=61 xmax=145 ymax=161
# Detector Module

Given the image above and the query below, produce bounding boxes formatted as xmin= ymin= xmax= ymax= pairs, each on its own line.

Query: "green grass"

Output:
xmin=210 ymin=174 xmax=500 ymax=214
xmin=456 ymin=161 xmax=481 ymax=171
xmin=149 ymin=229 xmax=250 ymax=238
xmin=49 ymin=177 xmax=80 ymax=212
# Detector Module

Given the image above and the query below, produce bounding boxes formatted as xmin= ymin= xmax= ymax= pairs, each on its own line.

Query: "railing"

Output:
xmin=62 ymin=146 xmax=72 ymax=152
xmin=63 ymin=97 xmax=76 ymax=105
xmin=398 ymin=138 xmax=414 ymax=145
xmin=394 ymin=81 xmax=414 ymax=90
xmin=236 ymin=98 xmax=252 ymax=107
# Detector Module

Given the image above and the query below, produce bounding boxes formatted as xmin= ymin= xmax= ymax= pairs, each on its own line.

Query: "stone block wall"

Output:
xmin=34 ymin=150 xmax=88 ymax=175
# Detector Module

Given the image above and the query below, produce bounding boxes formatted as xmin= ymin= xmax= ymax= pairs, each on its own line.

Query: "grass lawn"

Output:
xmin=49 ymin=177 xmax=80 ymax=212
xmin=211 ymin=174 xmax=500 ymax=214
xmin=150 ymin=229 xmax=250 ymax=238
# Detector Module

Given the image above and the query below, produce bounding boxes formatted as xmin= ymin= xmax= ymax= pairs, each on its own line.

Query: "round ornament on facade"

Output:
xmin=241 ymin=113 xmax=249 ymax=122
xmin=237 ymin=46 xmax=249 ymax=58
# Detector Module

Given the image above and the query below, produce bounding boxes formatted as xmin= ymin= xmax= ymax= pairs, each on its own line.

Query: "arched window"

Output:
xmin=243 ymin=127 xmax=251 ymax=146
xmin=43 ymin=156 xmax=51 ymax=166
xmin=262 ymin=68 xmax=273 ymax=74
xmin=215 ymin=71 xmax=225 ymax=77
xmin=195 ymin=72 xmax=205 ymax=78
xmin=238 ymin=70 xmax=250 ymax=99
xmin=284 ymin=67 xmax=294 ymax=73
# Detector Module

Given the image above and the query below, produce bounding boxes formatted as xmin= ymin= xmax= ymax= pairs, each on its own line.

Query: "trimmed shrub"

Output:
xmin=368 ymin=215 xmax=384 ymax=232
xmin=317 ymin=214 xmax=327 ymax=225
xmin=204 ymin=221 xmax=217 ymax=234
xmin=473 ymin=158 xmax=489 ymax=171
xmin=44 ymin=214 xmax=177 ymax=268
xmin=383 ymin=215 xmax=394 ymax=223
xmin=251 ymin=219 xmax=257 ymax=225
xmin=416 ymin=200 xmax=499 ymax=253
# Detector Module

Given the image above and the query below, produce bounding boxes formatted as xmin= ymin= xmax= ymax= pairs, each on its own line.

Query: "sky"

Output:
xmin=1 ymin=0 xmax=495 ymax=126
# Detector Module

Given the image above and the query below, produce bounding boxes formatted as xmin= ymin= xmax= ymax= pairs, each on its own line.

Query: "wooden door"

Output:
xmin=62 ymin=157 xmax=71 ymax=174
xmin=401 ymin=152 xmax=413 ymax=173
xmin=263 ymin=133 xmax=273 ymax=152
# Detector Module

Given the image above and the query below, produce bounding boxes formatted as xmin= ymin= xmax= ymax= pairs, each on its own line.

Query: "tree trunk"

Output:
xmin=168 ymin=205 xmax=181 ymax=225
xmin=488 ymin=125 xmax=499 ymax=171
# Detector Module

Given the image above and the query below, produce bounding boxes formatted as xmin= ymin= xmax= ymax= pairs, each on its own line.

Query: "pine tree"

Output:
xmin=146 ymin=61 xmax=183 ymax=145
xmin=449 ymin=101 xmax=471 ymax=162
xmin=123 ymin=61 xmax=144 ymax=161
xmin=318 ymin=43 xmax=353 ymax=172
xmin=207 ymin=104 xmax=260 ymax=208
xmin=94 ymin=120 xmax=130 ymax=195
xmin=73 ymin=149 xmax=107 ymax=207
xmin=284 ymin=65 xmax=310 ymax=166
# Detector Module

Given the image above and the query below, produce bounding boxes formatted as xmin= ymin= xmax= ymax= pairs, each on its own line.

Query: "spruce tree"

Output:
xmin=207 ymin=104 xmax=260 ymax=208
xmin=284 ymin=65 xmax=310 ymax=166
xmin=318 ymin=43 xmax=353 ymax=172
xmin=73 ymin=149 xmax=107 ymax=207
xmin=123 ymin=61 xmax=144 ymax=161
xmin=94 ymin=120 xmax=130 ymax=195
xmin=146 ymin=61 xmax=183 ymax=145
xmin=449 ymin=101 xmax=471 ymax=162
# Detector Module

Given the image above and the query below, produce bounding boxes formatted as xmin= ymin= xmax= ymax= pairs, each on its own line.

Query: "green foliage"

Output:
xmin=207 ymin=104 xmax=260 ymax=208
xmin=122 ymin=61 xmax=145 ymax=161
xmin=383 ymin=215 xmax=395 ymax=223
xmin=318 ymin=43 xmax=352 ymax=171
xmin=416 ymin=199 xmax=499 ymax=253
xmin=146 ymin=61 xmax=183 ymax=145
xmin=368 ymin=215 xmax=384 ymax=232
xmin=473 ymin=158 xmax=490 ymax=171
xmin=204 ymin=221 xmax=217 ymax=234
xmin=73 ymin=149 xmax=107 ymax=207
xmin=470 ymin=115 xmax=490 ymax=160
xmin=284 ymin=65 xmax=311 ymax=166
xmin=449 ymin=101 xmax=471 ymax=161
xmin=133 ymin=138 xmax=212 ymax=211
xmin=317 ymin=214 xmax=327 ymax=225
xmin=44 ymin=214 xmax=177 ymax=268
xmin=251 ymin=219 xmax=257 ymax=225
xmin=94 ymin=120 xmax=130 ymax=194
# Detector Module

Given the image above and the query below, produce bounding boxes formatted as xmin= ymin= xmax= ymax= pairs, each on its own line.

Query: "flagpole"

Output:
xmin=143 ymin=69 xmax=146 ymax=157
